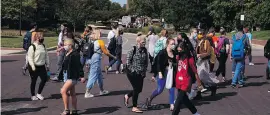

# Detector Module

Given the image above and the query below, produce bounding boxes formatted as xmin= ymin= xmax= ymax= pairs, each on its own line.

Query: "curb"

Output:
xmin=2 ymin=46 xmax=57 ymax=55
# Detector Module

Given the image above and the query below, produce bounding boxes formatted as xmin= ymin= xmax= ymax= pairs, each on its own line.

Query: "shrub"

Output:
xmin=123 ymin=28 xmax=140 ymax=33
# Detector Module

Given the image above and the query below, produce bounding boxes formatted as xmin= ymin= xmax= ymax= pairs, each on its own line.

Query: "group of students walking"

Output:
xmin=21 ymin=22 xmax=270 ymax=115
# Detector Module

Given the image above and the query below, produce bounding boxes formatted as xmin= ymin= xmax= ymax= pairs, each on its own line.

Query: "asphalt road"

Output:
xmin=1 ymin=31 xmax=270 ymax=115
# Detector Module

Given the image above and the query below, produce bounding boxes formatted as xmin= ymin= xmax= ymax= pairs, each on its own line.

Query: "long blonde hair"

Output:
xmin=92 ymin=29 xmax=101 ymax=40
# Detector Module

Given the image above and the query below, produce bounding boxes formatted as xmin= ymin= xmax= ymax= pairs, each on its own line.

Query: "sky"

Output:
xmin=111 ymin=0 xmax=127 ymax=6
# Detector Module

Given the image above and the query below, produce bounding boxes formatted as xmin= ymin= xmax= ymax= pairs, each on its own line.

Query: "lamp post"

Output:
xmin=19 ymin=0 xmax=22 ymax=36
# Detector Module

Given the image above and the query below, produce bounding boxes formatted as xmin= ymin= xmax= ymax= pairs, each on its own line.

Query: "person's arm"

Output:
xmin=188 ymin=57 xmax=202 ymax=86
xmin=156 ymin=51 xmax=163 ymax=77
xmin=126 ymin=47 xmax=134 ymax=67
xmin=225 ymin=39 xmax=230 ymax=54
xmin=98 ymin=40 xmax=116 ymax=59
xmin=27 ymin=45 xmax=36 ymax=71
xmin=45 ymin=47 xmax=50 ymax=69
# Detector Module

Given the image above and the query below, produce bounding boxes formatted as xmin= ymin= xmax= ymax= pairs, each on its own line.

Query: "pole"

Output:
xmin=19 ymin=0 xmax=22 ymax=36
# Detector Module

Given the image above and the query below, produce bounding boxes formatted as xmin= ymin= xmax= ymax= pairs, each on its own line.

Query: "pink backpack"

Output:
xmin=215 ymin=37 xmax=226 ymax=56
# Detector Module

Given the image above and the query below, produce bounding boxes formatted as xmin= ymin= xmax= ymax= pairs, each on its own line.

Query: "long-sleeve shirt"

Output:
xmin=148 ymin=34 xmax=158 ymax=57
xmin=58 ymin=32 xmax=63 ymax=47
xmin=28 ymin=42 xmax=49 ymax=69
xmin=126 ymin=46 xmax=148 ymax=75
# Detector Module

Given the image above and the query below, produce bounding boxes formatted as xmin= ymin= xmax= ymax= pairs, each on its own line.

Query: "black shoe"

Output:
xmin=70 ymin=110 xmax=78 ymax=115
xmin=210 ymin=86 xmax=217 ymax=96
xmin=231 ymin=84 xmax=236 ymax=88
xmin=193 ymin=91 xmax=202 ymax=100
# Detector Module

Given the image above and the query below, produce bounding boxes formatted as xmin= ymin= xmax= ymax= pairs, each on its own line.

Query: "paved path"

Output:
xmin=1 ymin=31 xmax=270 ymax=115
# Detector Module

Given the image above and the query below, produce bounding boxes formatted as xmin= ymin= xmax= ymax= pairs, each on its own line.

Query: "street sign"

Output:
xmin=240 ymin=15 xmax=245 ymax=21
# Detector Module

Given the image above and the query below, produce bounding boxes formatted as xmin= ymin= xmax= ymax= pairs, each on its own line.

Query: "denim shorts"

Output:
xmin=63 ymin=71 xmax=77 ymax=85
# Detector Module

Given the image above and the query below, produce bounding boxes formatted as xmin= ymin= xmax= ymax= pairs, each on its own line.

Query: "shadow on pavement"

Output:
xmin=245 ymin=75 xmax=263 ymax=79
xmin=253 ymin=63 xmax=266 ymax=65
xmin=1 ymin=60 xmax=18 ymax=63
xmin=1 ymin=106 xmax=47 ymax=115
xmin=1 ymin=97 xmax=31 ymax=103
xmin=80 ymin=106 xmax=121 ymax=114
xmin=46 ymin=93 xmax=85 ymax=100
xmin=245 ymin=81 xmax=269 ymax=87
xmin=193 ymin=92 xmax=237 ymax=106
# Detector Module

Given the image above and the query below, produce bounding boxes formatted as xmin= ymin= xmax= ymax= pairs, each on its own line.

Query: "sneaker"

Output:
xmin=120 ymin=64 xmax=124 ymax=71
xmin=70 ymin=110 xmax=78 ymax=115
xmin=108 ymin=67 xmax=112 ymax=71
xmin=31 ymin=96 xmax=39 ymax=101
xmin=105 ymin=66 xmax=109 ymax=74
xmin=50 ymin=76 xmax=59 ymax=81
xmin=36 ymin=94 xmax=44 ymax=100
xmin=231 ymin=84 xmax=236 ymax=88
xmin=249 ymin=63 xmax=254 ymax=66
xmin=84 ymin=92 xmax=94 ymax=98
xmin=194 ymin=112 xmax=201 ymax=115
xmin=116 ymin=71 xmax=119 ymax=74
xmin=200 ymin=88 xmax=208 ymax=93
xmin=100 ymin=90 xmax=109 ymax=96
xmin=238 ymin=84 xmax=245 ymax=88
xmin=268 ymin=90 xmax=270 ymax=93
xmin=22 ymin=67 xmax=27 ymax=75
xmin=221 ymin=77 xmax=226 ymax=82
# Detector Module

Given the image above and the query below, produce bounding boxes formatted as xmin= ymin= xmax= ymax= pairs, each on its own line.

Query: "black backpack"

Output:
xmin=23 ymin=31 xmax=32 ymax=51
xmin=264 ymin=39 xmax=270 ymax=59
xmin=108 ymin=36 xmax=117 ymax=51
xmin=82 ymin=41 xmax=95 ymax=59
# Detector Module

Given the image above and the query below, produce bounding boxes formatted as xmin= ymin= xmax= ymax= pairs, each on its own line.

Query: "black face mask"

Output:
xmin=39 ymin=39 xmax=44 ymax=43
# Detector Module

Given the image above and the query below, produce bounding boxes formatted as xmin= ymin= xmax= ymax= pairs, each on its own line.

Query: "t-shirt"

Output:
xmin=246 ymin=33 xmax=252 ymax=41
xmin=107 ymin=30 xmax=116 ymax=45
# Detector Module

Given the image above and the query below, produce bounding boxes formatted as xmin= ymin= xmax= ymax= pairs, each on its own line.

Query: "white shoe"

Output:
xmin=108 ymin=67 xmax=112 ymax=71
xmin=31 ymin=96 xmax=39 ymax=101
xmin=201 ymin=88 xmax=208 ymax=93
xmin=36 ymin=94 xmax=44 ymax=100
xmin=249 ymin=63 xmax=254 ymax=66
xmin=84 ymin=92 xmax=94 ymax=98
xmin=100 ymin=90 xmax=109 ymax=96
xmin=120 ymin=64 xmax=124 ymax=71
xmin=194 ymin=112 xmax=201 ymax=115
xmin=116 ymin=71 xmax=119 ymax=74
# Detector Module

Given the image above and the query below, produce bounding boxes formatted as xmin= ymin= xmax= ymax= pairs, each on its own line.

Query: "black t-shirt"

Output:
xmin=63 ymin=55 xmax=70 ymax=71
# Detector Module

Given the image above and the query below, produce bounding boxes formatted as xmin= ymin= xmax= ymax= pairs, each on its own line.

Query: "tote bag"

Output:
xmin=166 ymin=65 xmax=173 ymax=89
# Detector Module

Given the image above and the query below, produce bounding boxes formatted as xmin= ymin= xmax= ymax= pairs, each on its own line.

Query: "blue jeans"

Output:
xmin=268 ymin=60 xmax=270 ymax=71
xmin=232 ymin=59 xmax=245 ymax=74
xmin=108 ymin=53 xmax=122 ymax=71
xmin=86 ymin=53 xmax=103 ymax=90
xmin=232 ymin=60 xmax=245 ymax=85
xmin=150 ymin=72 xmax=175 ymax=104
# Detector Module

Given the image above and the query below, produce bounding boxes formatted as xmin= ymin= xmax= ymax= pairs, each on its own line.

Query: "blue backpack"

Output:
xmin=23 ymin=31 xmax=32 ymax=51
xmin=231 ymin=34 xmax=246 ymax=60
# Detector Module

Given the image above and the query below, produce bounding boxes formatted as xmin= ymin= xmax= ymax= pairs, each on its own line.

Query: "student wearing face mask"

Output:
xmin=144 ymin=38 xmax=177 ymax=111
xmin=189 ymin=28 xmax=198 ymax=50
xmin=27 ymin=32 xmax=50 ymax=101
xmin=124 ymin=35 xmax=148 ymax=113
xmin=172 ymin=38 xmax=201 ymax=115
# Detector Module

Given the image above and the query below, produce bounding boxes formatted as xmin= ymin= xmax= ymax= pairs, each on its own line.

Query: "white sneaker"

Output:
xmin=120 ymin=64 xmax=124 ymax=71
xmin=31 ymin=96 xmax=39 ymax=101
xmin=100 ymin=90 xmax=109 ymax=96
xmin=201 ymin=88 xmax=208 ymax=93
xmin=116 ymin=71 xmax=119 ymax=74
xmin=36 ymin=94 xmax=44 ymax=100
xmin=84 ymin=92 xmax=94 ymax=98
xmin=194 ymin=112 xmax=201 ymax=115
xmin=108 ymin=67 xmax=112 ymax=71
xmin=249 ymin=63 xmax=254 ymax=66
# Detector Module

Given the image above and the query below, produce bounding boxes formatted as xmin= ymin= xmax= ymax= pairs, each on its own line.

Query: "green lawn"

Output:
xmin=216 ymin=30 xmax=269 ymax=40
xmin=1 ymin=36 xmax=58 ymax=48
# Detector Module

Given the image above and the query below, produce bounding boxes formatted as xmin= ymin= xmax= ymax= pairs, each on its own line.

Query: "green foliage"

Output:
xmin=123 ymin=28 xmax=141 ymax=34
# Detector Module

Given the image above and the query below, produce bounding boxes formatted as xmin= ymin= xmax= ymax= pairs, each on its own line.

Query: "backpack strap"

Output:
xmin=31 ymin=43 xmax=46 ymax=52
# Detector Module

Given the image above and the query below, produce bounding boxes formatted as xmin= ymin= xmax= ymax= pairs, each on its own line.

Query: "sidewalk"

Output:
xmin=1 ymin=46 xmax=57 ymax=56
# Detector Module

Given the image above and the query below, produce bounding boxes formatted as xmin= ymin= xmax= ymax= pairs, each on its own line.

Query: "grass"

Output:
xmin=1 ymin=36 xmax=58 ymax=48
xmin=215 ymin=30 xmax=269 ymax=40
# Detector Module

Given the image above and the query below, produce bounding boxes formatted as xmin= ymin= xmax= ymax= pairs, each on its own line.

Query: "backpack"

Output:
xmin=231 ymin=34 xmax=246 ymax=60
xmin=215 ymin=37 xmax=226 ymax=56
xmin=187 ymin=57 xmax=196 ymax=84
xmin=108 ymin=35 xmax=117 ymax=52
xmin=264 ymin=39 xmax=270 ymax=59
xmin=82 ymin=40 xmax=95 ymax=59
xmin=23 ymin=31 xmax=32 ymax=51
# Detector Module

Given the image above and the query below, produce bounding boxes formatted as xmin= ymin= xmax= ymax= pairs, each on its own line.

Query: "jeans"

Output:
xmin=55 ymin=50 xmax=65 ymax=80
xmin=216 ymin=54 xmax=228 ymax=77
xmin=108 ymin=53 xmax=122 ymax=71
xmin=248 ymin=47 xmax=252 ymax=63
xmin=86 ymin=53 xmax=103 ymax=90
xmin=172 ymin=89 xmax=197 ymax=115
xmin=232 ymin=59 xmax=245 ymax=85
xmin=28 ymin=65 xmax=47 ymax=96
xmin=150 ymin=73 xmax=175 ymax=104
xmin=232 ymin=58 xmax=245 ymax=75
xmin=80 ymin=56 xmax=88 ymax=67
xmin=127 ymin=72 xmax=144 ymax=107
xmin=267 ymin=59 xmax=270 ymax=78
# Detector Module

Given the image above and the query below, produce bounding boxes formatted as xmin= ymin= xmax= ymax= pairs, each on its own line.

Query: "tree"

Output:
xmin=56 ymin=0 xmax=91 ymax=33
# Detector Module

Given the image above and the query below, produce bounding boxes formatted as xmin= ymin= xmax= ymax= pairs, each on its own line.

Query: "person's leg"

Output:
xmin=182 ymin=92 xmax=198 ymax=114
xmin=70 ymin=85 xmax=77 ymax=112
xmin=127 ymin=72 xmax=135 ymax=98
xmin=215 ymin=57 xmax=222 ymax=77
xmin=172 ymin=89 xmax=185 ymax=115
xmin=267 ymin=59 xmax=270 ymax=79
xmin=149 ymin=53 xmax=154 ymax=72
xmin=37 ymin=66 xmax=48 ymax=95
xmin=29 ymin=65 xmax=38 ymax=96
xmin=53 ymin=50 xmax=65 ymax=80
xmin=210 ymin=62 xmax=215 ymax=72
xmin=149 ymin=76 xmax=166 ymax=103
xmin=169 ymin=88 xmax=175 ymax=104
xmin=249 ymin=48 xmax=253 ymax=64
xmin=238 ymin=60 xmax=245 ymax=85
xmin=86 ymin=65 xmax=98 ymax=90
xmin=221 ymin=55 xmax=228 ymax=77
xmin=132 ymin=74 xmax=144 ymax=108
xmin=61 ymin=80 xmax=73 ymax=112
xmin=96 ymin=66 xmax=104 ymax=91
xmin=232 ymin=60 xmax=239 ymax=85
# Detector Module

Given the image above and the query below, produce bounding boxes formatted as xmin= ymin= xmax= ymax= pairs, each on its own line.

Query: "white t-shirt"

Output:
xmin=148 ymin=34 xmax=158 ymax=57
xmin=107 ymin=30 xmax=116 ymax=45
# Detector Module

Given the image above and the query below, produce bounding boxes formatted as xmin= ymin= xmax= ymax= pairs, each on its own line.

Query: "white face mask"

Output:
xmin=64 ymin=45 xmax=70 ymax=51
xmin=170 ymin=45 xmax=175 ymax=50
